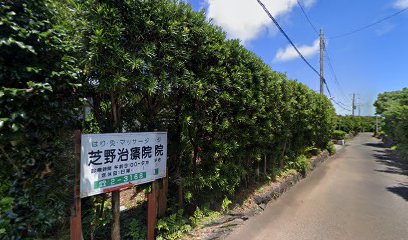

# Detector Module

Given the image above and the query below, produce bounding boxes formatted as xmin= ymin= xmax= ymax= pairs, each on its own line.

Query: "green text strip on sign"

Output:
xmin=94 ymin=172 xmax=147 ymax=189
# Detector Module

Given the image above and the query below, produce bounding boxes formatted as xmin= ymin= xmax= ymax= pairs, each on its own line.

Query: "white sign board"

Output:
xmin=80 ymin=132 xmax=167 ymax=198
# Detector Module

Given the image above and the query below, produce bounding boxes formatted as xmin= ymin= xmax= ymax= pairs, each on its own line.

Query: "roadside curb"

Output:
xmin=187 ymin=145 xmax=346 ymax=240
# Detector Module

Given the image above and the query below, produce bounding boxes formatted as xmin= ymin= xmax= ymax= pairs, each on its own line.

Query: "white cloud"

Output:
xmin=303 ymin=0 xmax=317 ymax=8
xmin=394 ymin=0 xmax=408 ymax=9
xmin=274 ymin=38 xmax=320 ymax=62
xmin=205 ymin=0 xmax=316 ymax=43
xmin=375 ymin=23 xmax=395 ymax=36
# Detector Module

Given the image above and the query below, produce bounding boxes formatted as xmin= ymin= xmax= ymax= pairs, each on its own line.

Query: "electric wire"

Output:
xmin=328 ymin=6 xmax=408 ymax=39
xmin=333 ymin=100 xmax=351 ymax=111
xmin=337 ymin=100 xmax=350 ymax=108
xmin=256 ymin=0 xmax=332 ymax=97
xmin=323 ymin=45 xmax=352 ymax=104
xmin=332 ymin=99 xmax=351 ymax=112
xmin=296 ymin=0 xmax=350 ymax=104
xmin=296 ymin=0 xmax=319 ymax=35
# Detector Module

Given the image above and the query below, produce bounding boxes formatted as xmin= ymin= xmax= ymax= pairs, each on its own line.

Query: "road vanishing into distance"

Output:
xmin=226 ymin=133 xmax=408 ymax=240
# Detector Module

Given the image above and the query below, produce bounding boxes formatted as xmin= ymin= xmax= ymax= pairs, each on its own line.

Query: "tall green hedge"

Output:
xmin=77 ymin=0 xmax=336 ymax=218
xmin=0 ymin=0 xmax=82 ymax=238
xmin=374 ymin=88 xmax=408 ymax=156
xmin=334 ymin=115 xmax=376 ymax=134
xmin=0 ymin=0 xmax=336 ymax=238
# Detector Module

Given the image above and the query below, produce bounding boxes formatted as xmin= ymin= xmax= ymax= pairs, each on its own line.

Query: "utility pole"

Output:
xmin=320 ymin=28 xmax=324 ymax=95
xmin=352 ymin=93 xmax=355 ymax=117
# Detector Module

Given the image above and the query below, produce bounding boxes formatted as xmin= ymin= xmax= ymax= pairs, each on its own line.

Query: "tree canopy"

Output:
xmin=374 ymin=88 xmax=408 ymax=155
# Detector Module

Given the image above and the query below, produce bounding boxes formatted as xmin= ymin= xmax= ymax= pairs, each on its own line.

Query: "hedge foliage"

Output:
xmin=0 ymin=0 xmax=336 ymax=238
xmin=334 ymin=115 xmax=376 ymax=134
xmin=0 ymin=0 xmax=81 ymax=238
xmin=332 ymin=130 xmax=346 ymax=140
xmin=374 ymin=88 xmax=408 ymax=157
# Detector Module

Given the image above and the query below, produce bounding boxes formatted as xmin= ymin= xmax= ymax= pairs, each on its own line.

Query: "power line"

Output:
xmin=328 ymin=6 xmax=408 ymax=39
xmin=332 ymin=99 xmax=351 ymax=112
xmin=296 ymin=0 xmax=349 ymax=101
xmin=295 ymin=0 xmax=351 ymax=103
xmin=323 ymin=46 xmax=352 ymax=103
xmin=333 ymin=101 xmax=351 ymax=112
xmin=338 ymin=101 xmax=351 ymax=110
xmin=256 ymin=0 xmax=332 ymax=97
xmin=332 ymin=96 xmax=349 ymax=108
xmin=294 ymin=1 xmax=355 ymax=112
xmin=337 ymin=100 xmax=350 ymax=108
xmin=296 ymin=0 xmax=319 ymax=35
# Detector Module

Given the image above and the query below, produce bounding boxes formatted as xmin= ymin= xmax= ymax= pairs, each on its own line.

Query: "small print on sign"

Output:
xmin=80 ymin=132 xmax=167 ymax=198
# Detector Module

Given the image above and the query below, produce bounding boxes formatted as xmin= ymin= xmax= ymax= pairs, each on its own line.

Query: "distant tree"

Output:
xmin=374 ymin=88 xmax=408 ymax=153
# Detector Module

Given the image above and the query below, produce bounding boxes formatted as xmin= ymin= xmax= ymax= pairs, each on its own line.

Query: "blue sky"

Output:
xmin=186 ymin=0 xmax=408 ymax=116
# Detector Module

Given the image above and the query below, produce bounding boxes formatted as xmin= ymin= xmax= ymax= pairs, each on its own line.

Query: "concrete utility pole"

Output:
xmin=320 ymin=28 xmax=324 ymax=95
xmin=352 ymin=93 xmax=356 ymax=117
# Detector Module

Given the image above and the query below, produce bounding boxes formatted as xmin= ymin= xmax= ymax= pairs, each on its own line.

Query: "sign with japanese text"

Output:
xmin=80 ymin=132 xmax=167 ymax=198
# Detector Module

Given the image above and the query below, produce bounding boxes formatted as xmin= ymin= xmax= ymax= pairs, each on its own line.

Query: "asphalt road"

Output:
xmin=226 ymin=133 xmax=408 ymax=240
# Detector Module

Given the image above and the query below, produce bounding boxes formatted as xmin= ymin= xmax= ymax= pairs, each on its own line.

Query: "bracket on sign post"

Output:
xmin=103 ymin=183 xmax=134 ymax=193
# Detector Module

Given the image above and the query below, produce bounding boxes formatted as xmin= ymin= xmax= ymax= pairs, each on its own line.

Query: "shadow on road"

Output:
xmin=366 ymin=141 xmax=408 ymax=201
xmin=373 ymin=151 xmax=408 ymax=176
xmin=363 ymin=142 xmax=384 ymax=148
xmin=387 ymin=184 xmax=408 ymax=201
xmin=367 ymin=141 xmax=408 ymax=176
xmin=373 ymin=149 xmax=386 ymax=154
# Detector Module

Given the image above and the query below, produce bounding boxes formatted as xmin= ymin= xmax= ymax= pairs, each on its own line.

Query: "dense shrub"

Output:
xmin=326 ymin=141 xmax=336 ymax=156
xmin=287 ymin=155 xmax=309 ymax=176
xmin=0 ymin=1 xmax=81 ymax=238
xmin=335 ymin=115 xmax=376 ymax=133
xmin=332 ymin=130 xmax=347 ymax=140
xmin=374 ymin=88 xmax=408 ymax=160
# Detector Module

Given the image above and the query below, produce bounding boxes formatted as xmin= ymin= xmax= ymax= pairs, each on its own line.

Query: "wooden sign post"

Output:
xmin=147 ymin=171 xmax=169 ymax=239
xmin=147 ymin=181 xmax=159 ymax=240
xmin=70 ymin=130 xmax=82 ymax=240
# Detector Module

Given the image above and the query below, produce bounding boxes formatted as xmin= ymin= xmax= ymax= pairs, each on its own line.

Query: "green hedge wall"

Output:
xmin=0 ymin=0 xmax=336 ymax=238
